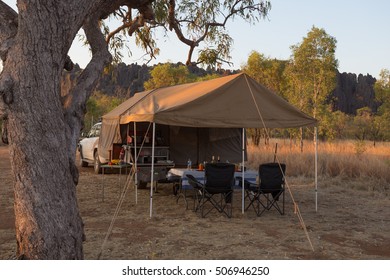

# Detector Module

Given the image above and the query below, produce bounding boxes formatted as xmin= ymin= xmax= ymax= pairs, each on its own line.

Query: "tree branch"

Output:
xmin=0 ymin=1 xmax=18 ymax=61
xmin=101 ymin=1 xmax=156 ymax=64
xmin=105 ymin=13 xmax=145 ymax=43
xmin=0 ymin=1 xmax=18 ymax=40
xmin=104 ymin=1 xmax=155 ymax=41
xmin=62 ymin=14 xmax=112 ymax=179
xmin=167 ymin=0 xmax=271 ymax=65
xmin=167 ymin=2 xmax=195 ymax=47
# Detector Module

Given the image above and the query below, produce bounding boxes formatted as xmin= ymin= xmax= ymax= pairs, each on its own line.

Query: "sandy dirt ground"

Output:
xmin=0 ymin=145 xmax=389 ymax=259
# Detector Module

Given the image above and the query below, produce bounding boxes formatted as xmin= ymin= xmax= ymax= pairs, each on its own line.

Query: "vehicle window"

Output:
xmin=95 ymin=126 xmax=101 ymax=137
xmin=88 ymin=124 xmax=101 ymax=138
xmin=88 ymin=128 xmax=96 ymax=138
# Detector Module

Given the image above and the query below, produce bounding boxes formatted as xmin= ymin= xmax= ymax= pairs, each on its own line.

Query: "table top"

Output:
xmin=168 ymin=168 xmax=258 ymax=189
xmin=101 ymin=163 xmax=131 ymax=168
xmin=169 ymin=168 xmax=257 ymax=177
xmin=129 ymin=162 xmax=175 ymax=167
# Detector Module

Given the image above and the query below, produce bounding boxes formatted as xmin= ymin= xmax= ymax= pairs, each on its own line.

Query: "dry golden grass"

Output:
xmin=1 ymin=145 xmax=390 ymax=259
xmin=247 ymin=139 xmax=390 ymax=193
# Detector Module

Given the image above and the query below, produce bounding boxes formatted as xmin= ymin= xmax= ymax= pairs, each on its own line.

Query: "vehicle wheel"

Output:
xmin=79 ymin=149 xmax=89 ymax=167
xmin=94 ymin=151 xmax=102 ymax=174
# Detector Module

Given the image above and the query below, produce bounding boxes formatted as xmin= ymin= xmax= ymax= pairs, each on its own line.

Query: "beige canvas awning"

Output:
xmin=103 ymin=72 xmax=316 ymax=128
xmin=100 ymin=73 xmax=317 ymax=156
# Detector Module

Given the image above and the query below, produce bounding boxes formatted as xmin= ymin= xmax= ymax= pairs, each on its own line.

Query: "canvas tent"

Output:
xmin=99 ymin=73 xmax=318 ymax=215
xmin=100 ymin=73 xmax=316 ymax=159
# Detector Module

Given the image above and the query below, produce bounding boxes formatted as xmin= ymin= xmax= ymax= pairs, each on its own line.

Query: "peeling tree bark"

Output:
xmin=0 ymin=0 xmax=105 ymax=259
xmin=0 ymin=0 xmax=155 ymax=259
xmin=2 ymin=0 xmax=95 ymax=259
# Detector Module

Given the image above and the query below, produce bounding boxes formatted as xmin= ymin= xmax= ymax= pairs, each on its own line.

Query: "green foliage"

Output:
xmin=283 ymin=26 xmax=338 ymax=143
xmin=243 ymin=51 xmax=289 ymax=145
xmin=352 ymin=107 xmax=372 ymax=140
xmin=241 ymin=32 xmax=388 ymax=143
xmin=326 ymin=110 xmax=350 ymax=140
xmin=173 ymin=0 xmax=271 ymax=66
xmin=143 ymin=62 xmax=224 ymax=90
xmin=99 ymin=1 xmax=271 ymax=68
xmin=144 ymin=63 xmax=197 ymax=90
xmin=244 ymin=51 xmax=288 ymax=94
xmin=350 ymin=107 xmax=385 ymax=143
xmin=84 ymin=92 xmax=124 ymax=132
xmin=285 ymin=26 xmax=338 ymax=118
xmin=374 ymin=69 xmax=390 ymax=140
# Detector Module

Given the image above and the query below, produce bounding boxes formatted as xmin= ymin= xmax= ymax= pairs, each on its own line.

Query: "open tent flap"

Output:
xmin=99 ymin=118 xmax=122 ymax=161
xmin=169 ymin=126 xmax=245 ymax=166
xmin=113 ymin=123 xmax=245 ymax=166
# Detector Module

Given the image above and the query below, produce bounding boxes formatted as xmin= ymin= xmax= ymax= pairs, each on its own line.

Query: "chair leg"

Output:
xmin=256 ymin=190 xmax=285 ymax=216
xmin=198 ymin=191 xmax=233 ymax=218
xmin=245 ymin=190 xmax=260 ymax=213
xmin=222 ymin=191 xmax=233 ymax=218
xmin=194 ymin=189 xmax=203 ymax=213
xmin=175 ymin=182 xmax=191 ymax=210
xmin=256 ymin=195 xmax=268 ymax=216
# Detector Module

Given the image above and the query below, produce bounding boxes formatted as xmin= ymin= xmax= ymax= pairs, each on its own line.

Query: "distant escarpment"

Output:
xmin=63 ymin=62 xmax=235 ymax=99
xmin=331 ymin=71 xmax=379 ymax=114
xmin=62 ymin=63 xmax=378 ymax=116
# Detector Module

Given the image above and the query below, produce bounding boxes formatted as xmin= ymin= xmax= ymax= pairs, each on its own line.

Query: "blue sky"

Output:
xmin=3 ymin=0 xmax=390 ymax=78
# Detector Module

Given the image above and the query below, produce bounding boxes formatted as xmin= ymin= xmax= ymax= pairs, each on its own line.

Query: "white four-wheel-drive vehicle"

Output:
xmin=78 ymin=122 xmax=107 ymax=173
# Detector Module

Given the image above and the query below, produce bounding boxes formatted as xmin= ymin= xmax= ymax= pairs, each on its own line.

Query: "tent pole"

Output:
xmin=149 ymin=122 xmax=156 ymax=218
xmin=242 ymin=128 xmax=245 ymax=214
xmin=314 ymin=126 xmax=318 ymax=212
xmin=134 ymin=122 xmax=138 ymax=204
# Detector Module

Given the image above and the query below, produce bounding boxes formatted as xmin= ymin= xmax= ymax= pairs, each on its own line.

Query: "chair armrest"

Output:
xmin=236 ymin=176 xmax=257 ymax=188
xmin=186 ymin=174 xmax=204 ymax=190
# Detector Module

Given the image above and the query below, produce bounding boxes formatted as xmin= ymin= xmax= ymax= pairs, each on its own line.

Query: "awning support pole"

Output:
xmin=149 ymin=122 xmax=156 ymax=218
xmin=242 ymin=128 xmax=245 ymax=214
xmin=314 ymin=126 xmax=318 ymax=212
xmin=134 ymin=122 xmax=138 ymax=204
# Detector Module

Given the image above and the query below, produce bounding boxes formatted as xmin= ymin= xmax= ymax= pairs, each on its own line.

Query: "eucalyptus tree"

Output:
xmin=243 ymin=51 xmax=286 ymax=94
xmin=144 ymin=63 xmax=195 ymax=89
xmin=243 ymin=51 xmax=287 ymax=145
xmin=284 ymin=26 xmax=338 ymax=143
xmin=105 ymin=0 xmax=271 ymax=67
xmin=374 ymin=69 xmax=390 ymax=141
xmin=0 ymin=0 xmax=271 ymax=259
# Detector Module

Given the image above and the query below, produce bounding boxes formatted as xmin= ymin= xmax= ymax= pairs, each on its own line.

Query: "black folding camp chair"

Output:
xmin=239 ymin=162 xmax=286 ymax=216
xmin=186 ymin=163 xmax=235 ymax=218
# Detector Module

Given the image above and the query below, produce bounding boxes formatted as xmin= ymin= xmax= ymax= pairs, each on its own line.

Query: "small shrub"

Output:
xmin=354 ymin=140 xmax=367 ymax=156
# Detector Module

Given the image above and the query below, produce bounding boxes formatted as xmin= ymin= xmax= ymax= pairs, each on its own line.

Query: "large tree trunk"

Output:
xmin=0 ymin=0 xmax=106 ymax=259
xmin=4 ymin=2 xmax=86 ymax=260
xmin=0 ymin=0 xmax=152 ymax=259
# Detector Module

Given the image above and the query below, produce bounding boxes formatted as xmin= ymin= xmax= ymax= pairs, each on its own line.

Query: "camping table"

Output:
xmin=167 ymin=168 xmax=258 ymax=209
xmin=129 ymin=162 xmax=175 ymax=189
